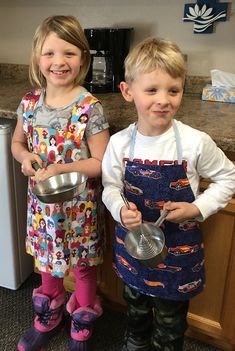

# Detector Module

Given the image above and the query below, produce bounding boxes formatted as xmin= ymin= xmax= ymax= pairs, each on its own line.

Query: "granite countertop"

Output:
xmin=0 ymin=75 xmax=234 ymax=156
xmin=99 ymin=92 xmax=235 ymax=155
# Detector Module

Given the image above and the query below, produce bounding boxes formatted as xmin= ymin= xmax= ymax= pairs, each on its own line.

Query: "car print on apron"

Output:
xmin=114 ymin=121 xmax=205 ymax=300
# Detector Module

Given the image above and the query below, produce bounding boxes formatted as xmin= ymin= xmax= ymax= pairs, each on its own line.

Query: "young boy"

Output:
xmin=101 ymin=37 xmax=235 ymax=351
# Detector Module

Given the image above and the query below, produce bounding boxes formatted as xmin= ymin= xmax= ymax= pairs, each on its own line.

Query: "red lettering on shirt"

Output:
xmin=123 ymin=157 xmax=188 ymax=171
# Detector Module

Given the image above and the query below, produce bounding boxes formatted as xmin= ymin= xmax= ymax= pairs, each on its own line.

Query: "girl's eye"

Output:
xmin=42 ymin=52 xmax=53 ymax=57
xmin=65 ymin=52 xmax=76 ymax=57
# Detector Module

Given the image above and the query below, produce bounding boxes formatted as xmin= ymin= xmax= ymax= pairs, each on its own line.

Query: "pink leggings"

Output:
xmin=41 ymin=265 xmax=97 ymax=308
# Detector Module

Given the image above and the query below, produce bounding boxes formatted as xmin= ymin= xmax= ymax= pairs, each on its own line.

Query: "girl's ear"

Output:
xmin=119 ymin=81 xmax=133 ymax=102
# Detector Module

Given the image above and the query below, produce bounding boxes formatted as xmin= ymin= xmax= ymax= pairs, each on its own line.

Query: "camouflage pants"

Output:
xmin=123 ymin=284 xmax=189 ymax=351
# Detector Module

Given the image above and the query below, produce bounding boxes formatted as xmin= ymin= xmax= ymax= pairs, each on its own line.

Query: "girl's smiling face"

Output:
xmin=120 ymin=69 xmax=184 ymax=136
xmin=39 ymin=32 xmax=83 ymax=89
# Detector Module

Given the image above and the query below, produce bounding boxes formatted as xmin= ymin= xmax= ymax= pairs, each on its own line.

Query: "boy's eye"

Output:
xmin=169 ymin=89 xmax=180 ymax=95
xmin=146 ymin=88 xmax=157 ymax=94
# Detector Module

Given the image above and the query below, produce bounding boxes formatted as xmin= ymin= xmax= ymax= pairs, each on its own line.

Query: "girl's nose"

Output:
xmin=53 ymin=54 xmax=65 ymax=65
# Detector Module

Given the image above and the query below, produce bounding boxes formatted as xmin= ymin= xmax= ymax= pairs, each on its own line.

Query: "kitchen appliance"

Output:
xmin=32 ymin=162 xmax=87 ymax=203
xmin=84 ymin=27 xmax=133 ymax=93
xmin=0 ymin=118 xmax=33 ymax=289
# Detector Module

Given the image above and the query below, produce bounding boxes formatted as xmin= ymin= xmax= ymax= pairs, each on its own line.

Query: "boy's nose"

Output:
xmin=156 ymin=92 xmax=169 ymax=105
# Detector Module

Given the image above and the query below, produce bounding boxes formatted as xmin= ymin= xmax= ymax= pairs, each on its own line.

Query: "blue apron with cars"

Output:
xmin=113 ymin=121 xmax=205 ymax=300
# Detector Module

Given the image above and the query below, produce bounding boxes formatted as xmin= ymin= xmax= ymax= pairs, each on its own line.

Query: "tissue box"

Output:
xmin=202 ymin=84 xmax=235 ymax=103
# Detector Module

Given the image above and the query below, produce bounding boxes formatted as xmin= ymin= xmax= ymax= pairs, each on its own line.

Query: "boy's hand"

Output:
xmin=163 ymin=201 xmax=201 ymax=223
xmin=120 ymin=202 xmax=142 ymax=230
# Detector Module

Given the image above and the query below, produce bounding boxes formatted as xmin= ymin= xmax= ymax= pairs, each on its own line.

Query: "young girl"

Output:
xmin=11 ymin=15 xmax=110 ymax=351
xmin=102 ymin=37 xmax=235 ymax=350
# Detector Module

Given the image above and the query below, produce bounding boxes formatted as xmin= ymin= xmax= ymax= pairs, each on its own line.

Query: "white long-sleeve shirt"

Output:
xmin=102 ymin=120 xmax=235 ymax=223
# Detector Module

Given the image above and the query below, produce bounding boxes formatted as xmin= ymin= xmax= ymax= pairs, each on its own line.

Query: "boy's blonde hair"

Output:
xmin=124 ymin=37 xmax=186 ymax=83
xmin=29 ymin=15 xmax=90 ymax=88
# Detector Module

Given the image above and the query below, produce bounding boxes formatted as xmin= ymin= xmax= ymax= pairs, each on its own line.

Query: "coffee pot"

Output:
xmin=84 ymin=27 xmax=133 ymax=93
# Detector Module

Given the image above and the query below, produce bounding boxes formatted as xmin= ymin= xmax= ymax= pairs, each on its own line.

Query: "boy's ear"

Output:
xmin=119 ymin=81 xmax=133 ymax=102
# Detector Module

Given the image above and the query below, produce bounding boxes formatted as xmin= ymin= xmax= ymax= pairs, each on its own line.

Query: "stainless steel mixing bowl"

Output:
xmin=31 ymin=163 xmax=87 ymax=203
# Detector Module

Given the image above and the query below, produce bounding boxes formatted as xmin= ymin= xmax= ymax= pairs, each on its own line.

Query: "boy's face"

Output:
xmin=120 ymin=69 xmax=184 ymax=136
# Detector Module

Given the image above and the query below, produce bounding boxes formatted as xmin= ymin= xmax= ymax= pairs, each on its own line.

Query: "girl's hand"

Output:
xmin=120 ymin=202 xmax=142 ymax=230
xmin=21 ymin=154 xmax=43 ymax=176
xmin=34 ymin=163 xmax=60 ymax=183
xmin=163 ymin=201 xmax=201 ymax=223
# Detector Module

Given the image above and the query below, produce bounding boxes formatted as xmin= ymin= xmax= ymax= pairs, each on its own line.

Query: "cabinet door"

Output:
xmin=97 ymin=211 xmax=125 ymax=307
xmin=187 ymin=201 xmax=235 ymax=350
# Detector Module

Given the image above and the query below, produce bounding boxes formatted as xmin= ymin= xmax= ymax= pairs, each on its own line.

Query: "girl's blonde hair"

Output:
xmin=124 ymin=37 xmax=186 ymax=83
xmin=29 ymin=15 xmax=90 ymax=88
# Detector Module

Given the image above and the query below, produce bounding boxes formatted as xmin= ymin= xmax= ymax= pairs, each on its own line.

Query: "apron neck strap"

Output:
xmin=129 ymin=120 xmax=183 ymax=165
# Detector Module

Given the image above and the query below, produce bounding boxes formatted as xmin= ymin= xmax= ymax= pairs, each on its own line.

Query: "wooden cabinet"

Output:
xmin=64 ymin=197 xmax=235 ymax=351
xmin=187 ymin=198 xmax=235 ymax=351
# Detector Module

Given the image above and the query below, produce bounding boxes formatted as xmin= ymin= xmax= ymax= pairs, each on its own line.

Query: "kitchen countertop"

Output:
xmin=0 ymin=77 xmax=234 ymax=156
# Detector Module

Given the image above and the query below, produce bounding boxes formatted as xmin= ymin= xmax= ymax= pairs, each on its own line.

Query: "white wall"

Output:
xmin=0 ymin=0 xmax=234 ymax=76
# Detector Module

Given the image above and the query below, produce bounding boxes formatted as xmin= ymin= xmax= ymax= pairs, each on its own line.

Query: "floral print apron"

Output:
xmin=114 ymin=121 xmax=205 ymax=300
xmin=21 ymin=89 xmax=104 ymax=278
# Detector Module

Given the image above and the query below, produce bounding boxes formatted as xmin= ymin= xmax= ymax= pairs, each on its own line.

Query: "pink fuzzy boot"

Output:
xmin=66 ymin=292 xmax=103 ymax=351
xmin=17 ymin=286 xmax=66 ymax=351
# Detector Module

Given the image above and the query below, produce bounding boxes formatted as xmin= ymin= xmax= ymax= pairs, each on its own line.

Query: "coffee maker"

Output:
xmin=84 ymin=27 xmax=133 ymax=93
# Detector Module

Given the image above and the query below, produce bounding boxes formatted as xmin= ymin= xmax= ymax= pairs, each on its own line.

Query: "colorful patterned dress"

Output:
xmin=18 ymin=88 xmax=108 ymax=278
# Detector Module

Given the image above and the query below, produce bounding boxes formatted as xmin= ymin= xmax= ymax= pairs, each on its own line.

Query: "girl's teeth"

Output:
xmin=52 ymin=70 xmax=68 ymax=74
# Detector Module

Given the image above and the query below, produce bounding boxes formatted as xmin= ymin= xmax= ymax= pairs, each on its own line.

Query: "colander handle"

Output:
xmin=120 ymin=191 xmax=131 ymax=210
xmin=154 ymin=209 xmax=169 ymax=227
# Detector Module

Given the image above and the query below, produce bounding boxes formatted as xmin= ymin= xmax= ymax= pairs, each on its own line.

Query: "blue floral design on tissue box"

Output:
xmin=202 ymin=85 xmax=235 ymax=103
